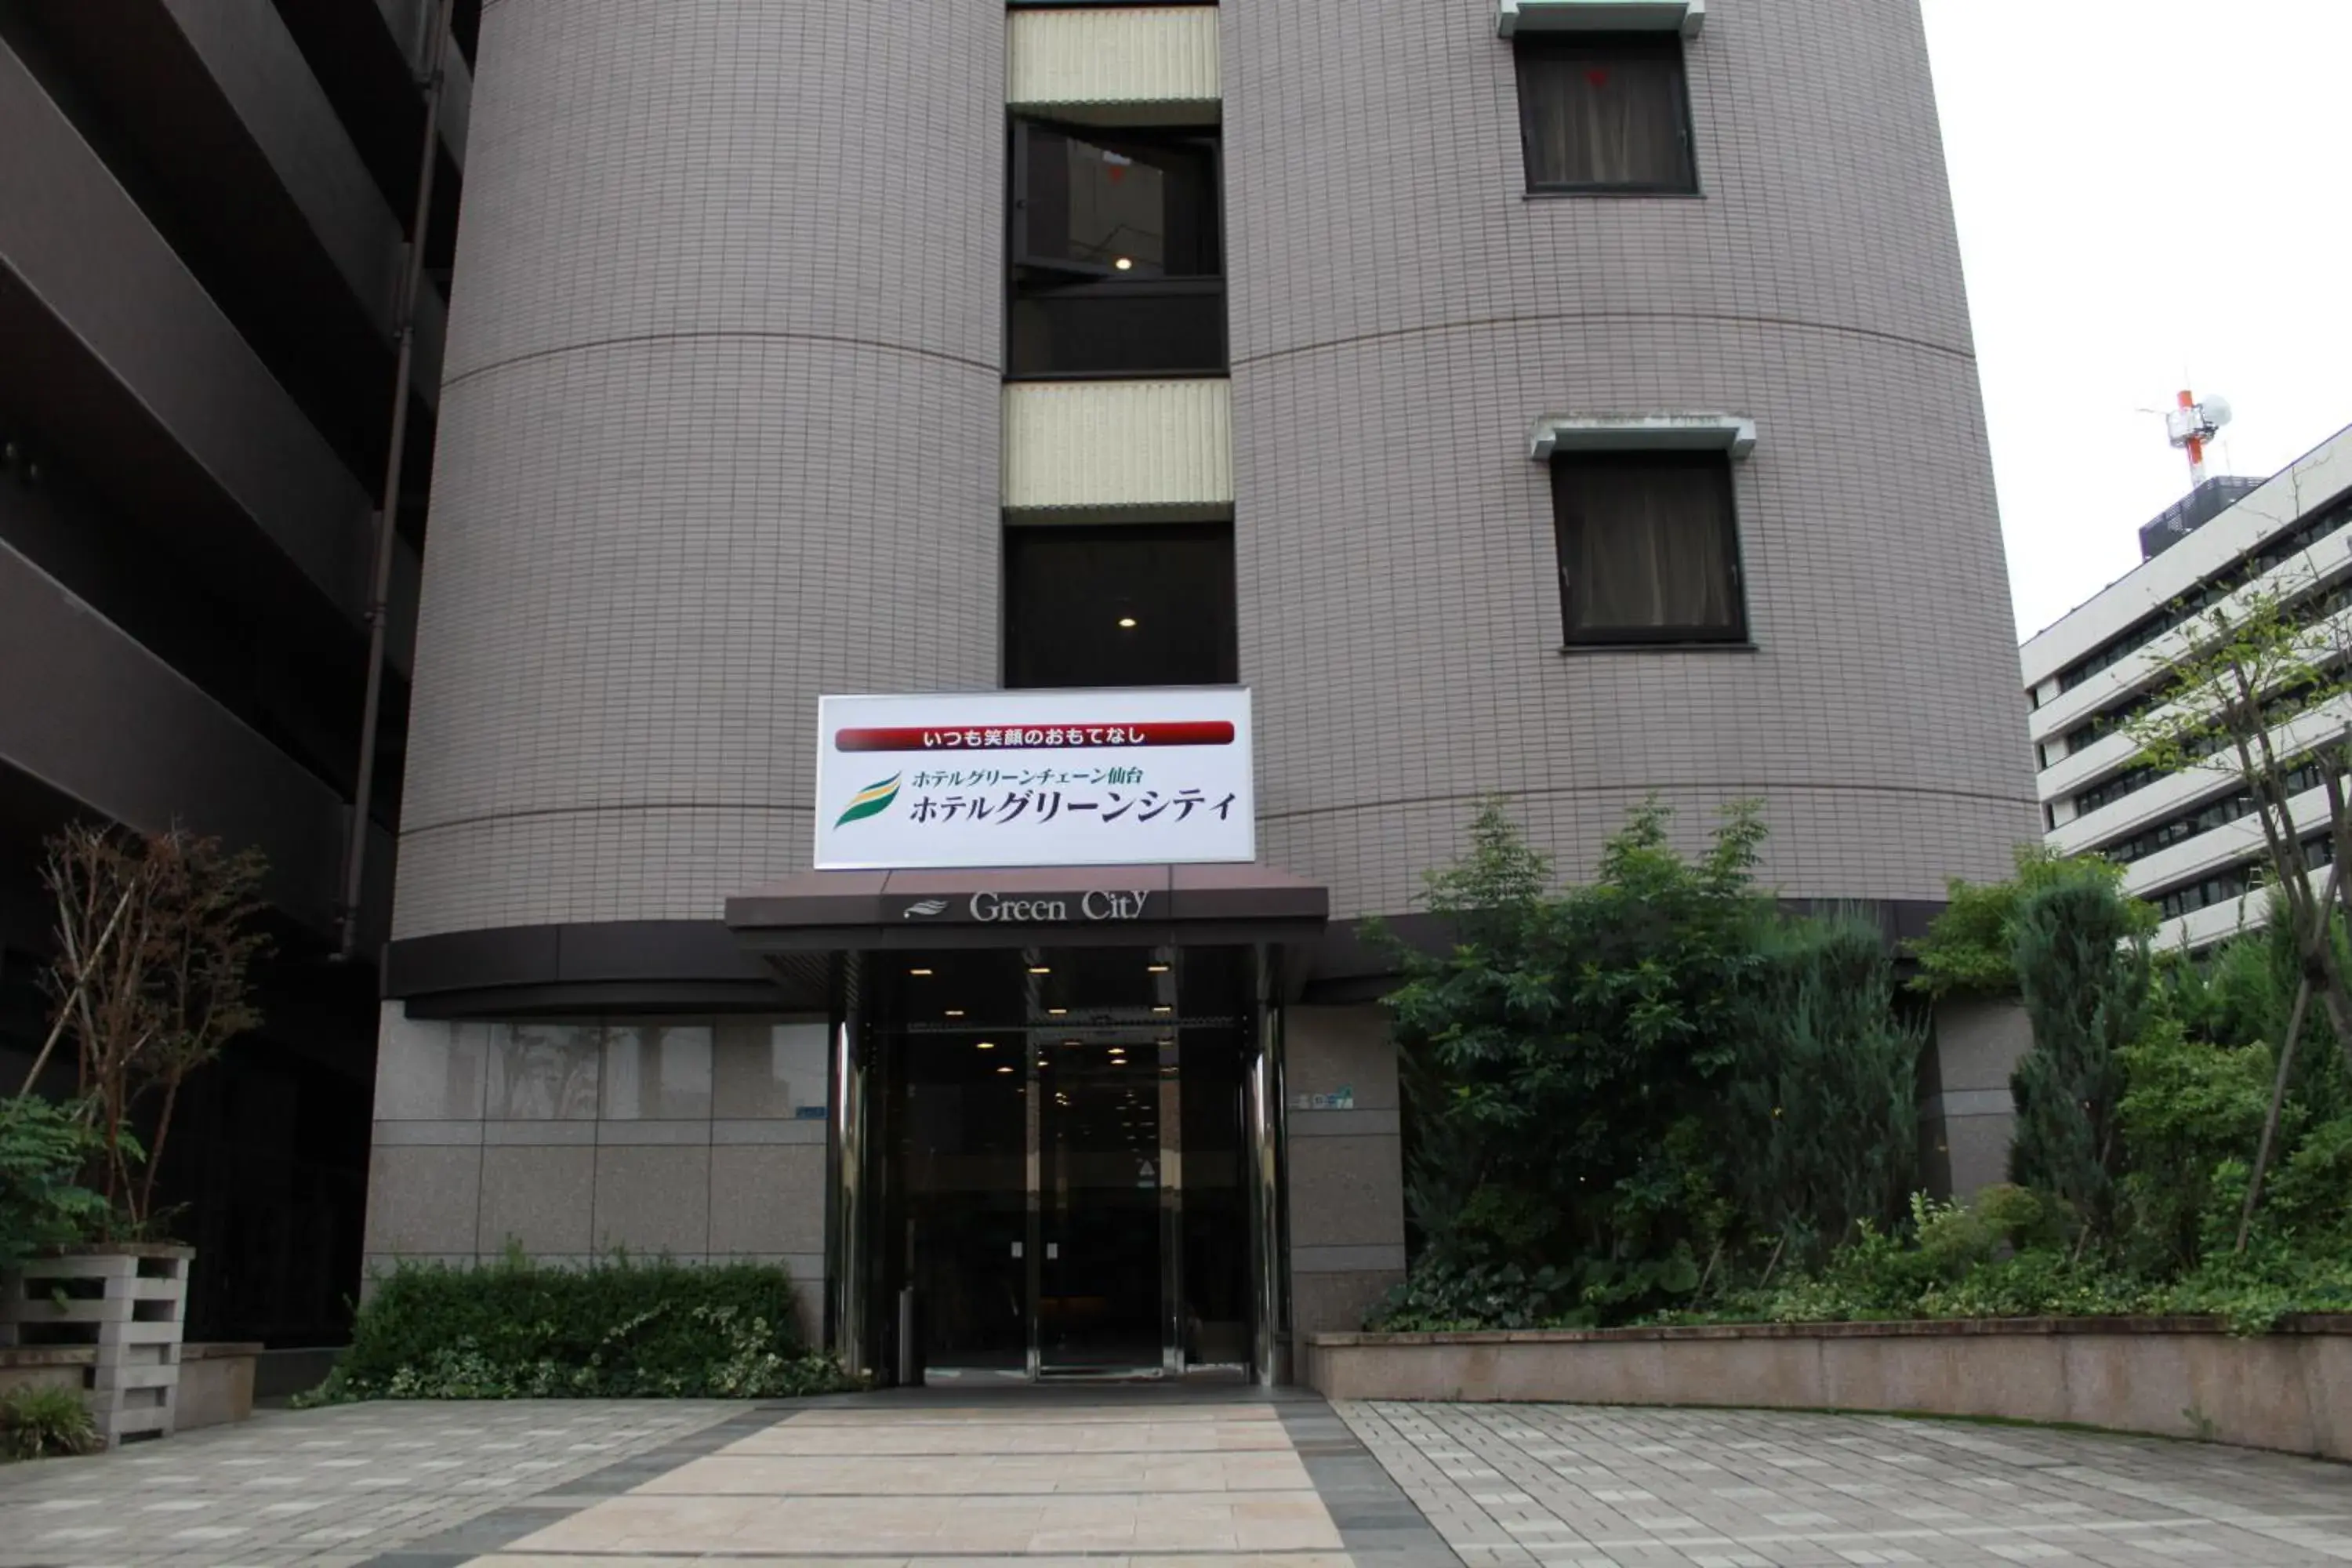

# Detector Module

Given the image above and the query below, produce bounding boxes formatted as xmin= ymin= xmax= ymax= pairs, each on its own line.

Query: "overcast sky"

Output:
xmin=1918 ymin=0 xmax=2352 ymax=641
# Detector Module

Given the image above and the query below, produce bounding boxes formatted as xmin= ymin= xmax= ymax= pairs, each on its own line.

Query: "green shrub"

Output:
xmin=1368 ymin=808 xmax=2349 ymax=1341
xmin=0 ymin=1385 xmax=99 ymax=1461
xmin=305 ymin=1252 xmax=851 ymax=1403
xmin=2263 ymin=1115 xmax=2352 ymax=1242
xmin=0 ymin=1096 xmax=109 ymax=1274
xmin=2115 ymin=1019 xmax=2271 ymax=1271
xmin=1367 ymin=1261 xmax=1578 ymax=1332
xmin=1908 ymin=848 xmax=2151 ymax=1000
xmin=1972 ymin=1182 xmax=2066 ymax=1251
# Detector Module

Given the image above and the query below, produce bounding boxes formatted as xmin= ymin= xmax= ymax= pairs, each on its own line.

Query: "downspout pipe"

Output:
xmin=337 ymin=0 xmax=456 ymax=960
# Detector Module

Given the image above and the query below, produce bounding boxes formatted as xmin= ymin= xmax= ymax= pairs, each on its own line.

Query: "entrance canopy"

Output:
xmin=724 ymin=863 xmax=1327 ymax=955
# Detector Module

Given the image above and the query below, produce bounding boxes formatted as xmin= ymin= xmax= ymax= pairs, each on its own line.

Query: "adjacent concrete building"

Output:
xmin=0 ymin=0 xmax=474 ymax=1344
xmin=2025 ymin=425 xmax=2352 ymax=953
xmin=361 ymin=0 xmax=2038 ymax=1382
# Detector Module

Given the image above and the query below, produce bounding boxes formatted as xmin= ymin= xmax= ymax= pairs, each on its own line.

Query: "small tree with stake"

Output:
xmin=2125 ymin=571 xmax=2352 ymax=1250
xmin=16 ymin=823 xmax=268 ymax=1236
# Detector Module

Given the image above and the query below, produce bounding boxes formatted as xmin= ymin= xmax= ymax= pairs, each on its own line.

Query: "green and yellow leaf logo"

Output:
xmin=836 ymin=773 xmax=902 ymax=828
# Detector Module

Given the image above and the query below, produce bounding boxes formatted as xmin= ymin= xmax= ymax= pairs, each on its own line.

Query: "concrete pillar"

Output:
xmin=1282 ymin=1004 xmax=1406 ymax=1338
xmin=1920 ymin=994 xmax=2032 ymax=1200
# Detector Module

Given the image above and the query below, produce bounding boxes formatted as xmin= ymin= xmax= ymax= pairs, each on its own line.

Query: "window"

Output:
xmin=1551 ymin=452 xmax=1744 ymax=644
xmin=1515 ymin=34 xmax=1696 ymax=194
xmin=1004 ymin=523 xmax=1238 ymax=688
xmin=1010 ymin=122 xmax=1225 ymax=377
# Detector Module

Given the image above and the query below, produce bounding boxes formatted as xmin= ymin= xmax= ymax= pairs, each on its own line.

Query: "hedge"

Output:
xmin=303 ymin=1252 xmax=851 ymax=1403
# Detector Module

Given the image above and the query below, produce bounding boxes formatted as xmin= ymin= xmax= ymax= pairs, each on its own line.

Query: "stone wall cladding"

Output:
xmin=1225 ymin=0 xmax=2040 ymax=915
xmin=394 ymin=0 xmax=1005 ymax=938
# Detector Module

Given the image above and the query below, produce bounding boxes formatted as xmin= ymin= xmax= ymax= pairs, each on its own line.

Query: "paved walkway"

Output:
xmin=1345 ymin=1401 xmax=2352 ymax=1566
xmin=0 ymin=1399 xmax=745 ymax=1566
xmin=0 ymin=1392 xmax=2347 ymax=1567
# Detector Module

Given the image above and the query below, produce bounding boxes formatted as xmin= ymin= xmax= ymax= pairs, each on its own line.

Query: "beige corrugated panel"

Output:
xmin=1004 ymin=380 xmax=1232 ymax=511
xmin=1007 ymin=7 xmax=1221 ymax=110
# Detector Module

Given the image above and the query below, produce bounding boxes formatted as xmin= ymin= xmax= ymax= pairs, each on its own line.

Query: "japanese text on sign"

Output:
xmin=815 ymin=690 xmax=1254 ymax=871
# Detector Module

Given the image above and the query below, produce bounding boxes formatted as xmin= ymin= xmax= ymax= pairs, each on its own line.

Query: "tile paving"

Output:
xmin=0 ymin=1399 xmax=745 ymax=1567
xmin=0 ymin=1391 xmax=2347 ymax=1567
xmin=1339 ymin=1400 xmax=2352 ymax=1567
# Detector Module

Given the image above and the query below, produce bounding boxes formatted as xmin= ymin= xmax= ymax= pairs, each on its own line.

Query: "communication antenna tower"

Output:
xmin=2165 ymin=388 xmax=2234 ymax=488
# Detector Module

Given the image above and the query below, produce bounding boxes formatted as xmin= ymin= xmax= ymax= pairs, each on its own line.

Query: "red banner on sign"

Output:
xmin=835 ymin=721 xmax=1236 ymax=752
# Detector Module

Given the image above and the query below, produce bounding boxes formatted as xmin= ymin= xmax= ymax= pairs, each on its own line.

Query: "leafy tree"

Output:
xmin=1725 ymin=912 xmax=1923 ymax=1267
xmin=1380 ymin=797 xmax=1776 ymax=1321
xmin=2009 ymin=873 xmax=2154 ymax=1249
xmin=34 ymin=823 xmax=268 ymax=1233
xmin=2122 ymin=578 xmax=2352 ymax=1243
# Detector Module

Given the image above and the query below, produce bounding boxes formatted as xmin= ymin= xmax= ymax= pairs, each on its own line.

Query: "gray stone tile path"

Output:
xmin=1 ymin=1393 xmax=2348 ymax=1566
xmin=1340 ymin=1400 xmax=2352 ymax=1566
xmin=0 ymin=1399 xmax=744 ymax=1567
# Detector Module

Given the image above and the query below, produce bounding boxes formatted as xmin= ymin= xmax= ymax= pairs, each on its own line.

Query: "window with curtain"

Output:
xmin=1515 ymin=34 xmax=1696 ymax=193
xmin=1551 ymin=453 xmax=1744 ymax=644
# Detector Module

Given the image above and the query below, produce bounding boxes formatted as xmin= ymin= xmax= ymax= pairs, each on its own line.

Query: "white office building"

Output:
xmin=2024 ymin=426 xmax=2352 ymax=952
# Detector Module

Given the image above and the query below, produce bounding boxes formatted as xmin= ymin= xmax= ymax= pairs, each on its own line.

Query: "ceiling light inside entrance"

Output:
xmin=976 ymin=1040 xmax=996 ymax=1050
xmin=1117 ymin=617 xmax=1138 ymax=629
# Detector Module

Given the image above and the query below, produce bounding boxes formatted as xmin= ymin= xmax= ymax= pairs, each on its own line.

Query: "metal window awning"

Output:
xmin=1528 ymin=412 xmax=1757 ymax=462
xmin=1497 ymin=0 xmax=1706 ymax=38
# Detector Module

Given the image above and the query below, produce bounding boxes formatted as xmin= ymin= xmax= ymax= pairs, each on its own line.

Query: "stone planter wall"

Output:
xmin=0 ymin=1345 xmax=89 ymax=1400
xmin=0 ymin=1341 xmax=256 ymax=1433
xmin=1303 ymin=1317 xmax=2352 ymax=1461
xmin=0 ymin=1245 xmax=193 ymax=1446
xmin=176 ymin=1343 xmax=261 ymax=1430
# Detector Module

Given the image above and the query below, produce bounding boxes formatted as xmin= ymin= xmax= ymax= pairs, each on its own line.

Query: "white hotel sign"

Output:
xmin=814 ymin=688 xmax=1255 ymax=871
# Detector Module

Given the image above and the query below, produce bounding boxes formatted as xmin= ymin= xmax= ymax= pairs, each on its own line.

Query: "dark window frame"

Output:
xmin=1001 ymin=520 xmax=1240 ymax=691
xmin=1513 ymin=32 xmax=1700 ymax=197
xmin=1007 ymin=117 xmax=1228 ymax=379
xmin=1011 ymin=118 xmax=1223 ymax=283
xmin=1550 ymin=450 xmax=1748 ymax=648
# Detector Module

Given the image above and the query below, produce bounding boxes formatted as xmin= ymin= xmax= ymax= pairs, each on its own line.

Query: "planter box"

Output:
xmin=0 ymin=1244 xmax=193 ymax=1447
xmin=1303 ymin=1316 xmax=2352 ymax=1461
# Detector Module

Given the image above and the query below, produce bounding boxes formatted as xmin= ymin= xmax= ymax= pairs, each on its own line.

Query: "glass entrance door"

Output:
xmin=1035 ymin=1028 xmax=1167 ymax=1376
xmin=876 ymin=945 xmax=1256 ymax=1384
